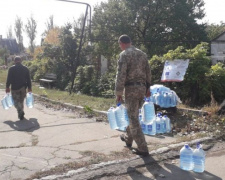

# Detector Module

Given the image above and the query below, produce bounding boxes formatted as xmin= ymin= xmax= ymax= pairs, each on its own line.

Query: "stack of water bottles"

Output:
xmin=107 ymin=103 xmax=129 ymax=131
xmin=139 ymin=98 xmax=171 ymax=135
xmin=1 ymin=93 xmax=14 ymax=110
xmin=180 ymin=142 xmax=206 ymax=173
xmin=150 ymin=84 xmax=179 ymax=108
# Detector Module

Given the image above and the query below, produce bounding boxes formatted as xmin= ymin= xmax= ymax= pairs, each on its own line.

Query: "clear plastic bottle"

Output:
xmin=115 ymin=103 xmax=129 ymax=129
xmin=161 ymin=115 xmax=167 ymax=133
xmin=141 ymin=120 xmax=147 ymax=134
xmin=146 ymin=118 xmax=156 ymax=135
xmin=142 ymin=98 xmax=155 ymax=122
xmin=1 ymin=96 xmax=9 ymax=110
xmin=156 ymin=113 xmax=163 ymax=134
xmin=162 ymin=115 xmax=171 ymax=133
xmin=138 ymin=109 xmax=142 ymax=122
xmin=180 ymin=144 xmax=194 ymax=171
xmin=107 ymin=107 xmax=118 ymax=130
xmin=193 ymin=143 xmax=205 ymax=173
xmin=5 ymin=93 xmax=14 ymax=107
xmin=26 ymin=92 xmax=34 ymax=108
xmin=170 ymin=92 xmax=176 ymax=107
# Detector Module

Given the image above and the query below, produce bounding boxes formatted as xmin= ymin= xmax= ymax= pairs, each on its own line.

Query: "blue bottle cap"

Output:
xmin=117 ymin=102 xmax=121 ymax=106
xmin=185 ymin=144 xmax=189 ymax=149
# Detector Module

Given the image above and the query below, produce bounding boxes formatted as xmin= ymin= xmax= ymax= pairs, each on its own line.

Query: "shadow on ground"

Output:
xmin=3 ymin=118 xmax=40 ymax=132
xmin=127 ymin=156 xmax=222 ymax=180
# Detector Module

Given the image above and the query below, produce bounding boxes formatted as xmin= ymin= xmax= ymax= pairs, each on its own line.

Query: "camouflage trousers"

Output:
xmin=124 ymin=85 xmax=148 ymax=152
xmin=11 ymin=87 xmax=26 ymax=117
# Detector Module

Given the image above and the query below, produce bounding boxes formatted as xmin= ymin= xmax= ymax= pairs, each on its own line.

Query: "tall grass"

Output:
xmin=0 ymin=69 xmax=115 ymax=111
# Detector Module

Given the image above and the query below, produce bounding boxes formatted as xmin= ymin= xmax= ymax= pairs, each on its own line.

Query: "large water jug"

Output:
xmin=156 ymin=113 xmax=163 ymax=134
xmin=141 ymin=120 xmax=147 ymax=134
xmin=107 ymin=107 xmax=118 ymax=130
xmin=26 ymin=92 xmax=34 ymax=108
xmin=193 ymin=143 xmax=205 ymax=173
xmin=138 ymin=109 xmax=142 ymax=122
xmin=142 ymin=98 xmax=155 ymax=122
xmin=170 ymin=92 xmax=176 ymax=107
xmin=162 ymin=115 xmax=171 ymax=133
xmin=5 ymin=93 xmax=14 ymax=107
xmin=146 ymin=119 xmax=156 ymax=135
xmin=154 ymin=92 xmax=161 ymax=106
xmin=180 ymin=144 xmax=193 ymax=171
xmin=115 ymin=103 xmax=129 ymax=129
xmin=1 ymin=96 xmax=9 ymax=110
xmin=161 ymin=115 xmax=167 ymax=133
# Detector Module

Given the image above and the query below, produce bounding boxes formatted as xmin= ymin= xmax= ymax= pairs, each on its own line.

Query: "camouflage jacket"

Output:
xmin=115 ymin=46 xmax=151 ymax=96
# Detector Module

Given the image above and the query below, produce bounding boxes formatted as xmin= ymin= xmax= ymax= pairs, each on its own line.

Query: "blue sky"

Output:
xmin=0 ymin=0 xmax=224 ymax=47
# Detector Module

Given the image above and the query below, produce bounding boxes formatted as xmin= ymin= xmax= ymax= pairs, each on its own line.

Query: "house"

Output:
xmin=211 ymin=31 xmax=225 ymax=65
xmin=0 ymin=35 xmax=19 ymax=55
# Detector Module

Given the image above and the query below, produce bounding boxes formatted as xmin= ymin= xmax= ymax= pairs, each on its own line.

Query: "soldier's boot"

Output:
xmin=120 ymin=134 xmax=132 ymax=148
xmin=132 ymin=148 xmax=149 ymax=157
xmin=18 ymin=111 xmax=25 ymax=120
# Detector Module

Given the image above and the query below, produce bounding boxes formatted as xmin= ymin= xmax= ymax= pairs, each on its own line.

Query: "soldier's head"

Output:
xmin=14 ymin=56 xmax=22 ymax=64
xmin=118 ymin=34 xmax=131 ymax=50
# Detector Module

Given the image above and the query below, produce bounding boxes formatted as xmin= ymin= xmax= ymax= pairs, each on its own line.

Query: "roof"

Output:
xmin=211 ymin=30 xmax=225 ymax=42
xmin=0 ymin=38 xmax=19 ymax=55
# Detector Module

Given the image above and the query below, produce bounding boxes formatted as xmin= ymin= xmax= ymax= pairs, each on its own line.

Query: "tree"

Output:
xmin=44 ymin=27 xmax=61 ymax=46
xmin=43 ymin=15 xmax=55 ymax=36
xmin=58 ymin=23 xmax=78 ymax=92
xmin=92 ymin=0 xmax=208 ymax=58
xmin=25 ymin=15 xmax=37 ymax=53
xmin=6 ymin=25 xmax=13 ymax=39
xmin=205 ymin=22 xmax=225 ymax=40
xmin=14 ymin=16 xmax=24 ymax=52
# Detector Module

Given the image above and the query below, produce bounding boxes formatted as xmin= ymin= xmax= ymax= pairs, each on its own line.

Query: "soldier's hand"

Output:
xmin=146 ymin=88 xmax=151 ymax=97
xmin=116 ymin=95 xmax=123 ymax=103
xmin=6 ymin=88 xmax=10 ymax=93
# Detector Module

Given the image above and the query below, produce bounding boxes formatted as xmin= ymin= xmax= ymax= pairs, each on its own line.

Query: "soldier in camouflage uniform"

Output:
xmin=6 ymin=56 xmax=32 ymax=120
xmin=115 ymin=35 xmax=151 ymax=156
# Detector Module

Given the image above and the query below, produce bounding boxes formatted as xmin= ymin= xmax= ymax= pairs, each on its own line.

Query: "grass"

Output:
xmin=0 ymin=69 xmax=115 ymax=111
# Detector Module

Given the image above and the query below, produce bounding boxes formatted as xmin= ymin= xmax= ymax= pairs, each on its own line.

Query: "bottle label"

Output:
xmin=156 ymin=123 xmax=160 ymax=130
xmin=147 ymin=125 xmax=152 ymax=132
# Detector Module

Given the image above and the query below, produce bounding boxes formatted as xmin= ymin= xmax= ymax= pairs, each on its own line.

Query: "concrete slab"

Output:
xmin=0 ymin=89 xmax=190 ymax=180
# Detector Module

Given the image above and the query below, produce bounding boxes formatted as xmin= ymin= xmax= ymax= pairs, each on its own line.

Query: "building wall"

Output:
xmin=211 ymin=33 xmax=225 ymax=65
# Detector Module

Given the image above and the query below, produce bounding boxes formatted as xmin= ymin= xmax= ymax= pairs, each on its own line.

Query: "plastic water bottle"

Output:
xmin=124 ymin=108 xmax=129 ymax=124
xmin=138 ymin=109 xmax=142 ymax=122
xmin=141 ymin=120 xmax=147 ymax=134
xmin=193 ymin=143 xmax=205 ymax=173
xmin=180 ymin=144 xmax=193 ymax=171
xmin=161 ymin=115 xmax=167 ymax=133
xmin=170 ymin=92 xmax=176 ymax=107
xmin=5 ymin=93 xmax=14 ymax=107
xmin=142 ymin=98 xmax=155 ymax=122
xmin=107 ymin=107 xmax=118 ymax=130
xmin=146 ymin=119 xmax=156 ymax=135
xmin=156 ymin=113 xmax=163 ymax=134
xmin=162 ymin=115 xmax=171 ymax=133
xmin=115 ymin=103 xmax=129 ymax=129
xmin=26 ymin=92 xmax=34 ymax=108
xmin=1 ymin=96 xmax=9 ymax=110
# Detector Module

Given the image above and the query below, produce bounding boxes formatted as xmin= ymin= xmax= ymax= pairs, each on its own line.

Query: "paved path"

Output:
xmin=0 ymin=90 xmax=178 ymax=180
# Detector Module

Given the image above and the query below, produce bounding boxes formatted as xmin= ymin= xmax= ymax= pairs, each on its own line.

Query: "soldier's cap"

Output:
xmin=118 ymin=35 xmax=131 ymax=44
xmin=14 ymin=56 xmax=22 ymax=62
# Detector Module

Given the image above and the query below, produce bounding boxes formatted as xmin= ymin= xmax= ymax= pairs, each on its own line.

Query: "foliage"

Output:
xmin=25 ymin=15 xmax=37 ymax=53
xmin=205 ymin=22 xmax=225 ymax=40
xmin=150 ymin=42 xmax=211 ymax=106
xmin=14 ymin=16 xmax=24 ymax=52
xmin=206 ymin=63 xmax=225 ymax=103
xmin=92 ymin=0 xmax=207 ymax=58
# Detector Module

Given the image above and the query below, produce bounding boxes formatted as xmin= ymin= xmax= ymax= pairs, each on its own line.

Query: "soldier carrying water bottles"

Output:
xmin=115 ymin=35 xmax=151 ymax=156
